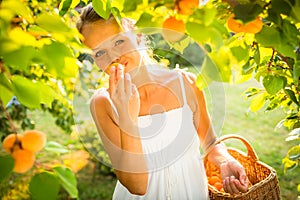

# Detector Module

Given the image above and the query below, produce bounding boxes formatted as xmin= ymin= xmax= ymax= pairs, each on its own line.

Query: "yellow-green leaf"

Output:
xmin=250 ymin=92 xmax=266 ymax=112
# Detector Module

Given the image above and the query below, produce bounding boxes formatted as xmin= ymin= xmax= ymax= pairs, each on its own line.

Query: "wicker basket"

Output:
xmin=205 ymin=134 xmax=281 ymax=200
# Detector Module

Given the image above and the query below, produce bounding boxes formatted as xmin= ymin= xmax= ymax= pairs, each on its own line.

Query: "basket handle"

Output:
xmin=218 ymin=134 xmax=259 ymax=161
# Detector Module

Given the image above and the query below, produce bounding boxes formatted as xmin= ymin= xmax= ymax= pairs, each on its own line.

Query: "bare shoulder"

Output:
xmin=90 ymin=88 xmax=111 ymax=114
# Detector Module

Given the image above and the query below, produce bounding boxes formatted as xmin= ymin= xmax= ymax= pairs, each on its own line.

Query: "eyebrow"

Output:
xmin=92 ymin=35 xmax=121 ymax=51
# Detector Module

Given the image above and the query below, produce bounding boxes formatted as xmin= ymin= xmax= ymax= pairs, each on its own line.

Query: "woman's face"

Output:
xmin=81 ymin=19 xmax=142 ymax=74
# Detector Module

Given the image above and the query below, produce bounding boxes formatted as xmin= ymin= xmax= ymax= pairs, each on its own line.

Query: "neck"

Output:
xmin=128 ymin=61 xmax=154 ymax=88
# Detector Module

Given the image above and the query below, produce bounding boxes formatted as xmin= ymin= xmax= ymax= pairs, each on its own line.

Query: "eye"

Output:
xmin=95 ymin=50 xmax=106 ymax=58
xmin=115 ymin=39 xmax=125 ymax=46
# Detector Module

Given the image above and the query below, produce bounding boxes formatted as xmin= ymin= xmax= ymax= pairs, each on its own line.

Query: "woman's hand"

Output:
xmin=109 ymin=64 xmax=140 ymax=124
xmin=220 ymin=159 xmax=249 ymax=194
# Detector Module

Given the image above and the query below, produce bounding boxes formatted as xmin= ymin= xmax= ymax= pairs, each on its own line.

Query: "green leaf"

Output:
xmin=234 ymin=3 xmax=263 ymax=23
xmin=242 ymin=59 xmax=254 ymax=75
xmin=293 ymin=60 xmax=300 ymax=82
xmin=29 ymin=172 xmax=60 ymax=200
xmin=282 ymin=157 xmax=298 ymax=173
xmin=45 ymin=141 xmax=69 ymax=154
xmin=277 ymin=43 xmax=296 ymax=59
xmin=40 ymin=42 xmax=75 ymax=77
xmin=36 ymin=82 xmax=57 ymax=108
xmin=263 ymin=75 xmax=285 ymax=95
xmin=255 ymin=26 xmax=281 ymax=48
xmin=191 ymin=7 xmax=217 ymax=26
xmin=53 ymin=166 xmax=78 ymax=198
xmin=59 ymin=0 xmax=72 ymax=16
xmin=92 ymin=0 xmax=111 ymax=20
xmin=253 ymin=46 xmax=260 ymax=65
xmin=9 ymin=27 xmax=37 ymax=46
xmin=271 ymin=0 xmax=292 ymax=16
xmin=250 ymin=92 xmax=266 ymax=112
xmin=288 ymin=145 xmax=300 ymax=161
xmin=136 ymin=12 xmax=160 ymax=28
xmin=111 ymin=7 xmax=122 ymax=28
xmin=0 ymin=84 xmax=13 ymax=106
xmin=70 ymin=0 xmax=80 ymax=8
xmin=285 ymin=89 xmax=299 ymax=106
xmin=0 ymin=155 xmax=14 ymax=182
xmin=282 ymin=19 xmax=299 ymax=46
xmin=0 ymin=72 xmax=13 ymax=92
xmin=186 ymin=22 xmax=223 ymax=49
xmin=3 ymin=46 xmax=36 ymax=70
xmin=0 ymin=38 xmax=20 ymax=55
xmin=36 ymin=13 xmax=70 ymax=33
xmin=12 ymin=75 xmax=41 ymax=109
xmin=231 ymin=46 xmax=249 ymax=62
xmin=122 ymin=0 xmax=141 ymax=12
xmin=2 ymin=0 xmax=34 ymax=23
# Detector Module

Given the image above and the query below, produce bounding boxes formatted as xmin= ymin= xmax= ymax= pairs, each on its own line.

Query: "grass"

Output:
xmin=7 ymin=78 xmax=298 ymax=200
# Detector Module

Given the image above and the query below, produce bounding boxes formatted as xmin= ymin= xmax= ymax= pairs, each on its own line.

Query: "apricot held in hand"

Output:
xmin=22 ymin=130 xmax=47 ymax=152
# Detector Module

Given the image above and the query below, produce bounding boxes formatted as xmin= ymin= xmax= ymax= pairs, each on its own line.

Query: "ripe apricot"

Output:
xmin=227 ymin=14 xmax=263 ymax=34
xmin=242 ymin=17 xmax=263 ymax=34
xmin=2 ymin=134 xmax=23 ymax=153
xmin=208 ymin=175 xmax=221 ymax=185
xmin=162 ymin=16 xmax=185 ymax=42
xmin=177 ymin=0 xmax=199 ymax=15
xmin=214 ymin=182 xmax=223 ymax=191
xmin=22 ymin=130 xmax=46 ymax=152
xmin=106 ymin=63 xmax=120 ymax=75
xmin=12 ymin=149 xmax=35 ymax=173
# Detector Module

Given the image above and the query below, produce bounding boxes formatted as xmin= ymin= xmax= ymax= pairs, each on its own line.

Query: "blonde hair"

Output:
xmin=76 ymin=3 xmax=114 ymax=33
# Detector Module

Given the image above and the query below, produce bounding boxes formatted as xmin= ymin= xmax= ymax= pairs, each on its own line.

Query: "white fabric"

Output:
xmin=105 ymin=74 xmax=209 ymax=200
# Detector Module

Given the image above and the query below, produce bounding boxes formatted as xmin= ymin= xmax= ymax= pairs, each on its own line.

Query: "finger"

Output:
xmin=116 ymin=64 xmax=124 ymax=82
xmin=234 ymin=178 xmax=248 ymax=193
xmin=116 ymin=64 xmax=124 ymax=91
xmin=223 ymin=177 xmax=233 ymax=194
xmin=239 ymin=173 xmax=247 ymax=186
xmin=229 ymin=176 xmax=240 ymax=194
xmin=109 ymin=66 xmax=116 ymax=95
xmin=124 ymin=73 xmax=131 ymax=95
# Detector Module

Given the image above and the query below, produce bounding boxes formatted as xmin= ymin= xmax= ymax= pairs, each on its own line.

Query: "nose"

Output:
xmin=107 ymin=48 xmax=121 ymax=64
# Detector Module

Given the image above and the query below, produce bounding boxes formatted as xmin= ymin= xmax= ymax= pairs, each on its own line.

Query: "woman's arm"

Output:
xmin=181 ymin=72 xmax=248 ymax=194
xmin=90 ymin=65 xmax=148 ymax=195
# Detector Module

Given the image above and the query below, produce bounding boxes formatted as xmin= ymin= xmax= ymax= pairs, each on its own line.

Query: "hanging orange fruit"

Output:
xmin=227 ymin=14 xmax=263 ymax=34
xmin=162 ymin=16 xmax=185 ymax=42
xmin=177 ymin=0 xmax=199 ymax=15
xmin=22 ymin=130 xmax=47 ymax=152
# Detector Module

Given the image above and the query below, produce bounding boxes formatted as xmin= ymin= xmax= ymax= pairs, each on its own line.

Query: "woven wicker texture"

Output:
xmin=205 ymin=135 xmax=281 ymax=200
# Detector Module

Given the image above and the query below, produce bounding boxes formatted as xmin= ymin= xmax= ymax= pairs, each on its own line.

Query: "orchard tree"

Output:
xmin=0 ymin=0 xmax=91 ymax=198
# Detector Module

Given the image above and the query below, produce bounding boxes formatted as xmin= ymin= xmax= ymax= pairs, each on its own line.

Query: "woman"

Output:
xmin=77 ymin=4 xmax=249 ymax=199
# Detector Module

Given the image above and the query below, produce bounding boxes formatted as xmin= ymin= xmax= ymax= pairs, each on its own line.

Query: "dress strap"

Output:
xmin=178 ymin=73 xmax=188 ymax=106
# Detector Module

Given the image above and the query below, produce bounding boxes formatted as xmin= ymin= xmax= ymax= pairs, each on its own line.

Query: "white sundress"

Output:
xmin=103 ymin=74 xmax=209 ymax=200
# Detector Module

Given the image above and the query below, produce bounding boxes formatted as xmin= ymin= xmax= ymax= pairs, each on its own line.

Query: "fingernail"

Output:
xmin=125 ymin=73 xmax=130 ymax=79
